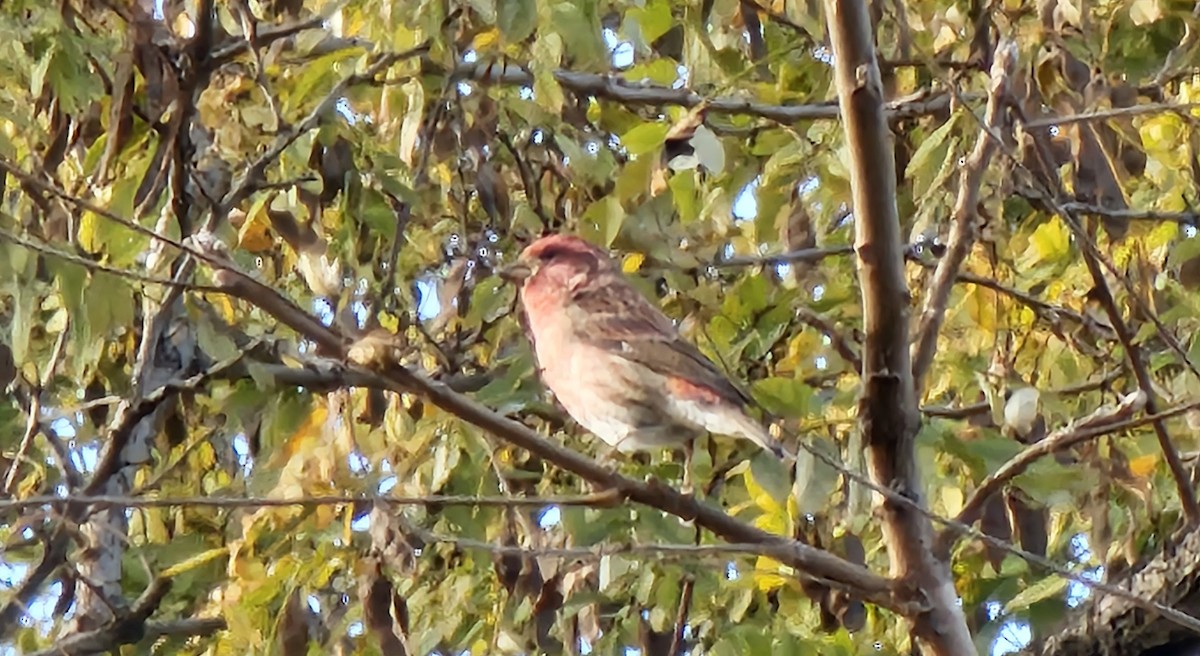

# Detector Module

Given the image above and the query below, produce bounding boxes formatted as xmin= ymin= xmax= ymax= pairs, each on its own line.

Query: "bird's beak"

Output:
xmin=497 ymin=260 xmax=533 ymax=283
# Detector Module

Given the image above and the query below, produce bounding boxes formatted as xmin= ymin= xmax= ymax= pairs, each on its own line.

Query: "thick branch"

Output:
xmin=823 ymin=0 xmax=975 ymax=652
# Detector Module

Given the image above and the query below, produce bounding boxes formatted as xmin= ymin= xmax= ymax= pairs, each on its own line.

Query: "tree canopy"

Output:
xmin=1 ymin=0 xmax=1199 ymax=654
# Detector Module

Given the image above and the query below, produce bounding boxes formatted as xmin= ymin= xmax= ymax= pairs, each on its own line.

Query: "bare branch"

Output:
xmin=1017 ymin=112 xmax=1200 ymax=525
xmin=25 ymin=617 xmax=227 ymax=656
xmin=920 ymin=369 xmax=1120 ymax=419
xmin=1058 ymin=201 xmax=1200 ymax=224
xmin=0 ymin=492 xmax=640 ymax=513
xmin=218 ymin=42 xmax=431 ymax=214
xmin=712 ymin=244 xmax=856 ymax=268
xmin=1023 ymin=101 xmax=1200 ymax=128
xmin=945 ymin=391 xmax=1174 ymax=545
xmin=208 ymin=15 xmax=327 ymax=65
xmin=3 ymin=324 xmax=68 ymax=494
xmin=457 ymin=60 xmax=963 ymax=125
xmin=912 ymin=42 xmax=1018 ymax=390
xmin=0 ymin=225 xmax=224 ymax=293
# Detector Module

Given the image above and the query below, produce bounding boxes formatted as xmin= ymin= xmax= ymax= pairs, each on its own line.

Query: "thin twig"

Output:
xmin=1058 ymin=201 xmax=1200 ymax=224
xmin=920 ymin=369 xmax=1120 ymax=419
xmin=713 ymin=244 xmax=855 ymax=268
xmin=668 ymin=575 xmax=694 ymax=656
xmin=208 ymin=15 xmax=328 ymax=65
xmin=796 ymin=307 xmax=862 ymax=371
xmin=784 ymin=399 xmax=1200 ymax=637
xmin=0 ymin=492 xmax=633 ymax=513
xmin=1017 ymin=112 xmax=1200 ymax=525
xmin=218 ymin=42 xmax=432 ymax=214
xmin=379 ymin=78 xmax=448 ymax=313
xmin=4 ymin=323 xmax=70 ymax=494
xmin=1023 ymin=101 xmax=1200 ymax=128
xmin=945 ymin=391 xmax=1190 ymax=544
xmin=26 ymin=617 xmax=227 ymax=656
xmin=0 ymin=226 xmax=225 ymax=293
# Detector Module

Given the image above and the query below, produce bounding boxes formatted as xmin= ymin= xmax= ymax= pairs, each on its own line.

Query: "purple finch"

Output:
xmin=502 ymin=234 xmax=786 ymax=459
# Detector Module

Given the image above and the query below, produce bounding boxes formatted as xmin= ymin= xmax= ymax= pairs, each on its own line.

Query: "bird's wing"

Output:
xmin=568 ymin=274 xmax=753 ymax=407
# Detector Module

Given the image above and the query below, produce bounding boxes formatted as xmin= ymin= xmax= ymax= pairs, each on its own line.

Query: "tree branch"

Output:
xmin=942 ymin=390 xmax=1167 ymax=550
xmin=457 ymin=60 xmax=961 ymax=125
xmin=188 ymin=236 xmax=907 ymax=613
xmin=911 ymin=42 xmax=1017 ymax=390
xmin=1019 ymin=115 xmax=1200 ymax=526
xmin=823 ymin=0 xmax=976 ymax=651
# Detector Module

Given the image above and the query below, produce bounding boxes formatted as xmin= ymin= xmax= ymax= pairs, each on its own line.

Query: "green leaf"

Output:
xmin=1004 ymin=575 xmax=1069 ymax=613
xmin=498 ymin=0 xmax=538 ymax=43
xmin=751 ymin=377 xmax=811 ymax=418
xmin=906 ymin=112 xmax=960 ymax=194
xmin=621 ymin=123 xmax=670 ymax=156
xmin=630 ymin=0 xmax=673 ymax=44
xmin=792 ymin=435 xmax=840 ymax=514
xmin=579 ymin=196 xmax=625 ymax=247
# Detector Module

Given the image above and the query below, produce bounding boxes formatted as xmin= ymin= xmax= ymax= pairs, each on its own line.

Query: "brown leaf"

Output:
xmin=1070 ymin=122 xmax=1129 ymax=239
xmin=829 ymin=532 xmax=867 ymax=631
xmin=278 ymin=588 xmax=313 ymax=656
xmin=637 ymin=614 xmax=674 ymax=656
xmin=981 ymin=492 xmax=1012 ymax=570
xmin=428 ymin=258 xmax=470 ymax=335
xmin=475 ymin=157 xmax=511 ymax=224
xmin=1005 ymin=490 xmax=1048 ymax=557
xmin=361 ymin=560 xmax=409 ymax=656
xmin=95 ymin=53 xmax=136 ymax=184
xmin=534 ymin=574 xmax=564 ymax=653
xmin=0 ymin=344 xmax=13 ymax=393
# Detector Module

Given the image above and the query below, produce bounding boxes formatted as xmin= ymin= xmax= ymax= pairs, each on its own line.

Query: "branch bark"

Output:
xmin=911 ymin=42 xmax=1017 ymax=390
xmin=822 ymin=0 xmax=975 ymax=652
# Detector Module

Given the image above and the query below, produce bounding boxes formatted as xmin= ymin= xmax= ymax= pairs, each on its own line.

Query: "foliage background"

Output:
xmin=0 ymin=0 xmax=1198 ymax=654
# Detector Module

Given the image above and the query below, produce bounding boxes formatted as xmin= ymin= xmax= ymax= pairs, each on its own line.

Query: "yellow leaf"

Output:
xmin=237 ymin=204 xmax=275 ymax=252
xmin=473 ymin=28 xmax=501 ymax=51
xmin=622 ymin=252 xmax=645 ymax=273
xmin=212 ymin=293 xmax=238 ymax=323
xmin=743 ymin=467 xmax=783 ymax=516
xmin=964 ymin=285 xmax=997 ymax=331
xmin=753 ymin=556 xmax=787 ymax=592
xmin=1129 ymin=0 xmax=1161 ymax=25
xmin=282 ymin=403 xmax=328 ymax=460
xmin=161 ymin=546 xmax=230 ymax=578
xmin=941 ymin=485 xmax=964 ymax=516
xmin=1141 ymin=115 xmax=1184 ymax=150
xmin=1029 ymin=217 xmax=1070 ymax=263
xmin=1129 ymin=453 xmax=1158 ymax=478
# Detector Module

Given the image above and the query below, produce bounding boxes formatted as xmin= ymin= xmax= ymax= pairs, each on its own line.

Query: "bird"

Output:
xmin=500 ymin=234 xmax=788 ymax=462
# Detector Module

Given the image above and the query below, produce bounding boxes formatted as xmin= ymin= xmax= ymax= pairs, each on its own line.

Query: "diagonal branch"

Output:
xmin=187 ymin=236 xmax=906 ymax=613
xmin=1017 ymin=116 xmax=1200 ymax=526
xmin=218 ymin=43 xmax=431 ymax=215
xmin=940 ymin=390 xmax=1177 ymax=551
xmin=911 ymin=42 xmax=1018 ymax=391
xmin=26 ymin=617 xmax=227 ymax=656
